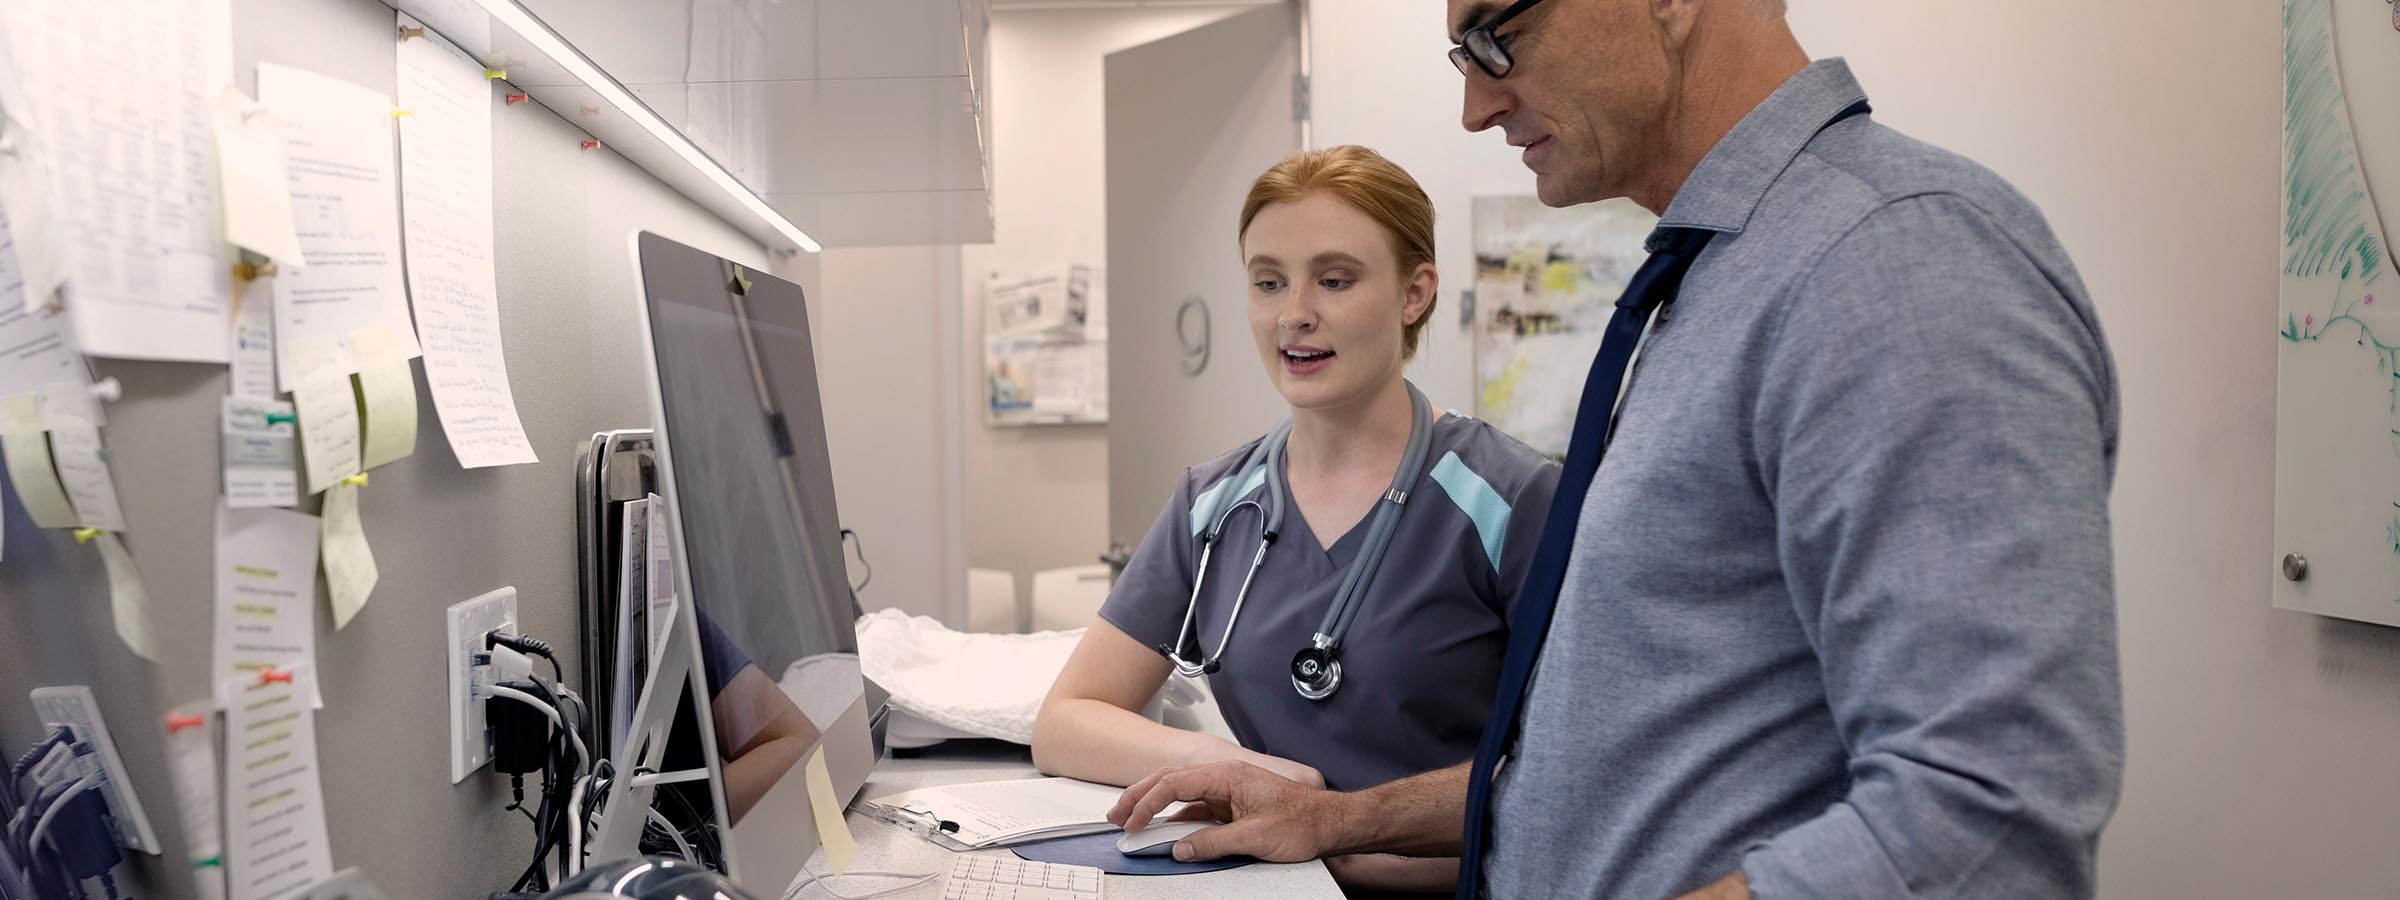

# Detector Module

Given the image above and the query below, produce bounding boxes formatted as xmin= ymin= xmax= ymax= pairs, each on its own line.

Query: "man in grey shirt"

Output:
xmin=1108 ymin=2 xmax=2123 ymax=899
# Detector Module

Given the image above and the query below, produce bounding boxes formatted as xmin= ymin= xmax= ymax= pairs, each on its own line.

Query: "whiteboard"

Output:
xmin=2275 ymin=0 xmax=2400 ymax=626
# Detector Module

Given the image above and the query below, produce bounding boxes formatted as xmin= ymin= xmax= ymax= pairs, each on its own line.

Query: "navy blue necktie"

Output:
xmin=1453 ymin=224 xmax=1716 ymax=900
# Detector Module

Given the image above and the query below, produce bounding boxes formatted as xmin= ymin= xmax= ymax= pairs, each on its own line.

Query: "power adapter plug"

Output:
xmin=486 ymin=683 xmax=554 ymax=776
xmin=43 ymin=782 xmax=122 ymax=880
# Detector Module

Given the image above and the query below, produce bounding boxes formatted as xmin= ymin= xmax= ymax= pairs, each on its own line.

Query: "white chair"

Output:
xmin=966 ymin=567 xmax=1019 ymax=634
xmin=1029 ymin=564 xmax=1114 ymax=633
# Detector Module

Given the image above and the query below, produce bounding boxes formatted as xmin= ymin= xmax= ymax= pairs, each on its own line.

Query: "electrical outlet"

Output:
xmin=29 ymin=686 xmax=161 ymax=854
xmin=447 ymin=587 xmax=518 ymax=784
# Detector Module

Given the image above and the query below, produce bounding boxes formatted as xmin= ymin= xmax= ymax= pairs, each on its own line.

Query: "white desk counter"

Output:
xmin=796 ymin=741 xmax=1344 ymax=900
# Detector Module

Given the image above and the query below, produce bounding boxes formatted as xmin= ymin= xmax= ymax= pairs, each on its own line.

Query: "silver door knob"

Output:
xmin=2282 ymin=554 xmax=2309 ymax=583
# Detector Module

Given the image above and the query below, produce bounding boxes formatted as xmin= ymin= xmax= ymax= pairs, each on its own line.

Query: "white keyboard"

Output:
xmin=941 ymin=855 xmax=1104 ymax=900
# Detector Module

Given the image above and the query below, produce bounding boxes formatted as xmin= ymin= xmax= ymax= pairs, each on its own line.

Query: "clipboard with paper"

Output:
xmin=859 ymin=777 xmax=1134 ymax=851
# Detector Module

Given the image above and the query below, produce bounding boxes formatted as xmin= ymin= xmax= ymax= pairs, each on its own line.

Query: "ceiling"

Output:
xmin=494 ymin=0 xmax=994 ymax=247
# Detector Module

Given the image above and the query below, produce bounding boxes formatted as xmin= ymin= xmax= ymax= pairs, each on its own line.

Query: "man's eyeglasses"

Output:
xmin=1448 ymin=0 xmax=1553 ymax=79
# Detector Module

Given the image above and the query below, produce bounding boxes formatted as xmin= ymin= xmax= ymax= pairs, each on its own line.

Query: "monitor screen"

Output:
xmin=632 ymin=231 xmax=873 ymax=893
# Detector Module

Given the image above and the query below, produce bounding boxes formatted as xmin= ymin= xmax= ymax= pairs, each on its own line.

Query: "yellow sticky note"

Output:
xmin=352 ymin=328 xmax=418 ymax=470
xmin=321 ymin=481 xmax=378 ymax=629
xmin=0 ymin=392 xmax=79 ymax=528
xmin=95 ymin=533 xmax=157 ymax=661
xmin=804 ymin=748 xmax=856 ymax=874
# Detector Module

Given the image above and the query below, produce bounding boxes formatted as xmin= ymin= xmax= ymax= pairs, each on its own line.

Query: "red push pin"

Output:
xmin=260 ymin=667 xmax=294 ymax=685
xmin=581 ymin=140 xmax=602 ymax=151
xmin=165 ymin=712 xmax=206 ymax=733
xmin=506 ymin=93 xmax=529 ymax=106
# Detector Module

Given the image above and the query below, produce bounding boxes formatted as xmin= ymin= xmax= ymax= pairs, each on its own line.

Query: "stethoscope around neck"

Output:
xmin=1159 ymin=381 xmax=1438 ymax=701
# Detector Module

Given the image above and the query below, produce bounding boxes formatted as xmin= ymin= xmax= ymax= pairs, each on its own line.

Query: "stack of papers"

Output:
xmin=860 ymin=777 xmax=1129 ymax=850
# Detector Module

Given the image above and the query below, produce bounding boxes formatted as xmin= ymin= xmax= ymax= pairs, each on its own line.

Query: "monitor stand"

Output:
xmin=587 ymin=578 xmax=727 ymax=869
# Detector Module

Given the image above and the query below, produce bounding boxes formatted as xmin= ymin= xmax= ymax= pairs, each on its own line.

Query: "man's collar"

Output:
xmin=1654 ymin=58 xmax=1870 ymax=237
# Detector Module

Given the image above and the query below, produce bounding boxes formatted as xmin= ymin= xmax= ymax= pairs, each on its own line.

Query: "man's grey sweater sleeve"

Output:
xmin=1737 ymin=194 xmax=2124 ymax=899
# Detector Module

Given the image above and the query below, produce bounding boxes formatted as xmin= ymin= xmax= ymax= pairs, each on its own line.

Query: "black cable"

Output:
xmin=842 ymin=528 xmax=873 ymax=596
xmin=658 ymin=779 xmax=722 ymax=868
xmin=497 ymin=676 xmax=584 ymax=894
xmin=511 ymin=753 xmax=556 ymax=892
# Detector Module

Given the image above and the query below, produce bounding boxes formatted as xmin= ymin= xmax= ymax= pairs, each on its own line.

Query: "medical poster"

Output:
xmin=985 ymin=265 xmax=1107 ymax=426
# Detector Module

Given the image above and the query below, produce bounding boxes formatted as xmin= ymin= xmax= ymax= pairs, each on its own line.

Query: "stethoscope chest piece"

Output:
xmin=1166 ymin=381 xmax=1436 ymax=703
xmin=1290 ymin=638 xmax=1342 ymax=701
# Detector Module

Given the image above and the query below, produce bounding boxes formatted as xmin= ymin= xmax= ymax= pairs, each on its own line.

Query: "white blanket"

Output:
xmin=852 ymin=609 xmax=1234 ymax=748
xmin=855 ymin=609 xmax=1085 ymax=745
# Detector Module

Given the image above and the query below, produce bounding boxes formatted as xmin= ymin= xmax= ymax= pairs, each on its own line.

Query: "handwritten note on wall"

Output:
xmin=258 ymin=63 xmax=416 ymax=394
xmin=40 ymin=381 xmax=126 ymax=532
xmin=288 ymin=335 xmax=360 ymax=496
xmin=394 ymin=13 xmax=536 ymax=469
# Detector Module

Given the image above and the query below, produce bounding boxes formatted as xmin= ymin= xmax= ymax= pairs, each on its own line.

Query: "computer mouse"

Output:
xmin=1116 ymin=820 xmax=1216 ymax=857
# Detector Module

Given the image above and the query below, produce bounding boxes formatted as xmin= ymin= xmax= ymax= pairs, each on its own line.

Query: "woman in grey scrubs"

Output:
xmin=1033 ymin=146 xmax=1558 ymax=895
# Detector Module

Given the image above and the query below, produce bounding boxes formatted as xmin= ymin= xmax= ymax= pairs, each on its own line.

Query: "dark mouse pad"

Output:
xmin=1010 ymin=831 xmax=1258 ymax=876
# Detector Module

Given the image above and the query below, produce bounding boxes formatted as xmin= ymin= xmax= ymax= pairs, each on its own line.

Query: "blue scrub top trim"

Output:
xmin=1427 ymin=450 xmax=1511 ymax=576
xmin=1188 ymin=465 xmax=1269 ymax=537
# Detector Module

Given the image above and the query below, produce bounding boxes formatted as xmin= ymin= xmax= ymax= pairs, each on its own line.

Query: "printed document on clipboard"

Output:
xmin=860 ymin=777 xmax=1140 ymax=850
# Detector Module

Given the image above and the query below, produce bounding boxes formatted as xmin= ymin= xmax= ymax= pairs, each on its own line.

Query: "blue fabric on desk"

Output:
xmin=1010 ymin=831 xmax=1257 ymax=876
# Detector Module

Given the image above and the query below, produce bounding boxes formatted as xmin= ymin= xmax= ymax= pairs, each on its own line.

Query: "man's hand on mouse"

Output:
xmin=1108 ymin=760 xmax=1350 ymax=863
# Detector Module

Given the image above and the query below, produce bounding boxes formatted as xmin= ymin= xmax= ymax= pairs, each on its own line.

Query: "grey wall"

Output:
xmin=814 ymin=244 xmax=967 ymax=624
xmin=0 ymin=0 xmax=781 ymax=895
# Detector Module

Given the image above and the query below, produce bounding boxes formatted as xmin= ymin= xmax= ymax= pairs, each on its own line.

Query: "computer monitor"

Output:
xmin=599 ymin=231 xmax=876 ymax=894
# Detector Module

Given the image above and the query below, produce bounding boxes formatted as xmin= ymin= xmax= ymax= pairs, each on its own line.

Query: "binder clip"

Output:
xmin=398 ymin=25 xmax=426 ymax=41
xmin=341 ymin=473 xmax=370 ymax=487
xmin=165 ymin=712 xmax=207 ymax=733
xmin=485 ymin=68 xmax=508 ymax=80
xmin=260 ymin=667 xmax=294 ymax=686
xmin=879 ymin=806 xmax=962 ymax=837
xmin=581 ymin=140 xmax=602 ymax=151
xmin=506 ymin=93 xmax=529 ymax=106
xmin=72 ymin=528 xmax=102 ymax=544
